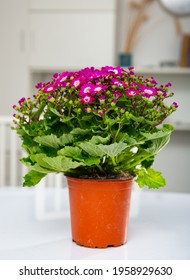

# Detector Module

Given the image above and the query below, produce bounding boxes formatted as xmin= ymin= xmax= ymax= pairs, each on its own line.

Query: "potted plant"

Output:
xmin=12 ymin=66 xmax=178 ymax=248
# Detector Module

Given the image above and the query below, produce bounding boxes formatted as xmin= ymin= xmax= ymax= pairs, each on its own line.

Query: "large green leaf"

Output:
xmin=82 ymin=157 xmax=100 ymax=166
xmin=70 ymin=128 xmax=91 ymax=135
xmin=58 ymin=146 xmax=82 ymax=158
xmin=42 ymin=156 xmax=85 ymax=172
xmin=145 ymin=134 xmax=171 ymax=155
xmin=89 ymin=135 xmax=110 ymax=145
xmin=141 ymin=125 xmax=173 ymax=141
xmin=136 ymin=168 xmax=166 ymax=189
xmin=98 ymin=142 xmax=128 ymax=157
xmin=59 ymin=134 xmax=73 ymax=146
xmin=79 ymin=142 xmax=105 ymax=158
xmin=23 ymin=170 xmax=46 ymax=187
xmin=34 ymin=134 xmax=60 ymax=149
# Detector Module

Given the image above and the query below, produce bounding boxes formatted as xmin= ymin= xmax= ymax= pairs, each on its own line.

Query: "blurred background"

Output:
xmin=0 ymin=0 xmax=190 ymax=193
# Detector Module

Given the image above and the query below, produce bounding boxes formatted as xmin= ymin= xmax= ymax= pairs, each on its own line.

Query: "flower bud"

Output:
xmin=84 ymin=107 xmax=91 ymax=113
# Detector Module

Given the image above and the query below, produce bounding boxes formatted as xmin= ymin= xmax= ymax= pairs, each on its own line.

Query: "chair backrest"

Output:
xmin=0 ymin=116 xmax=23 ymax=187
xmin=0 ymin=116 xmax=68 ymax=220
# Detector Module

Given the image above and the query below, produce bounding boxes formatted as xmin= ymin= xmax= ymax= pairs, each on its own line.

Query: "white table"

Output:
xmin=0 ymin=187 xmax=189 ymax=260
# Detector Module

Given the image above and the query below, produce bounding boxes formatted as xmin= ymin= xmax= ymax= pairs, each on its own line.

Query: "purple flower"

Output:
xmin=18 ymin=97 xmax=26 ymax=106
xmin=111 ymin=78 xmax=125 ymax=87
xmin=12 ymin=105 xmax=17 ymax=109
xmin=165 ymin=82 xmax=172 ymax=87
xmin=43 ymin=84 xmax=57 ymax=93
xmin=126 ymin=89 xmax=139 ymax=97
xmin=172 ymin=102 xmax=178 ymax=109
xmin=93 ymin=85 xmax=104 ymax=93
xmin=84 ymin=107 xmax=92 ymax=113
xmin=80 ymin=95 xmax=95 ymax=104
xmin=80 ymin=84 xmax=94 ymax=96
xmin=70 ymin=77 xmax=84 ymax=88
xmin=112 ymin=91 xmax=122 ymax=99
xmin=48 ymin=95 xmax=55 ymax=102
xmin=140 ymin=86 xmax=157 ymax=97
xmin=35 ymin=82 xmax=45 ymax=90
xmin=128 ymin=66 xmax=135 ymax=71
xmin=56 ymin=72 xmax=70 ymax=85
xmin=53 ymin=72 xmax=60 ymax=79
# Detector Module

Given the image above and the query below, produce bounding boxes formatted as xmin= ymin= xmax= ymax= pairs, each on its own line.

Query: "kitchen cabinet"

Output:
xmin=0 ymin=0 xmax=29 ymax=115
xmin=29 ymin=0 xmax=116 ymax=69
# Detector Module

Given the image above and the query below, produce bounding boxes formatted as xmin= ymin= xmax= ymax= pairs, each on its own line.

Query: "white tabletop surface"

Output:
xmin=0 ymin=187 xmax=189 ymax=260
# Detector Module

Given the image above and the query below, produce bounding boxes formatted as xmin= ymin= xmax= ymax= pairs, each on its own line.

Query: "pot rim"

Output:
xmin=66 ymin=176 xmax=135 ymax=183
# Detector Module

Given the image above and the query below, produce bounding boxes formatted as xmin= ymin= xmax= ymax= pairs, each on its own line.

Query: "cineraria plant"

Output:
xmin=12 ymin=66 xmax=178 ymax=188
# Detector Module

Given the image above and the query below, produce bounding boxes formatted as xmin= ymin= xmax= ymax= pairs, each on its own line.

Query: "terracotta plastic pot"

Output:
xmin=67 ymin=177 xmax=133 ymax=248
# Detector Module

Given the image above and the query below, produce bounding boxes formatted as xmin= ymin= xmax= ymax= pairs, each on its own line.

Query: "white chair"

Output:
xmin=0 ymin=116 xmax=68 ymax=220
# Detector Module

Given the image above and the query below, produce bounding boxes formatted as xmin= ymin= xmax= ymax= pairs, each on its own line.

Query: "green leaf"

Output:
xmin=49 ymin=107 xmax=62 ymax=117
xmin=98 ymin=142 xmax=128 ymax=157
xmin=145 ymin=134 xmax=171 ymax=155
xmin=70 ymin=128 xmax=91 ymax=135
xmin=31 ymin=163 xmax=53 ymax=174
xmin=130 ymin=115 xmax=144 ymax=123
xmin=141 ymin=126 xmax=173 ymax=141
xmin=82 ymin=157 xmax=100 ymax=166
xmin=58 ymin=146 xmax=82 ymax=158
xmin=79 ymin=142 xmax=105 ymax=158
xmin=20 ymin=157 xmax=33 ymax=167
xmin=23 ymin=170 xmax=46 ymax=187
xmin=136 ymin=168 xmax=166 ymax=189
xmin=42 ymin=156 xmax=85 ymax=172
xmin=34 ymin=134 xmax=59 ymax=149
xmin=89 ymin=135 xmax=110 ymax=145
xmin=59 ymin=134 xmax=74 ymax=146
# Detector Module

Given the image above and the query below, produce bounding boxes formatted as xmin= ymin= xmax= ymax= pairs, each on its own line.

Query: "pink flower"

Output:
xmin=35 ymin=82 xmax=45 ymax=90
xmin=172 ymin=102 xmax=178 ymax=109
xmin=140 ymin=86 xmax=157 ymax=97
xmin=43 ymin=84 xmax=57 ymax=93
xmin=18 ymin=97 xmax=26 ymax=106
xmin=93 ymin=85 xmax=104 ymax=93
xmin=111 ymin=78 xmax=125 ymax=87
xmin=126 ymin=89 xmax=139 ymax=97
xmin=80 ymin=84 xmax=94 ymax=96
xmin=53 ymin=72 xmax=60 ymax=79
xmin=70 ymin=77 xmax=84 ymax=88
xmin=80 ymin=95 xmax=95 ymax=104
xmin=112 ymin=91 xmax=122 ymax=99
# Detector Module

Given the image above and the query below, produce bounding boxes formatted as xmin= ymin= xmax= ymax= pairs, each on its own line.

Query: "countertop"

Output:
xmin=0 ymin=187 xmax=189 ymax=260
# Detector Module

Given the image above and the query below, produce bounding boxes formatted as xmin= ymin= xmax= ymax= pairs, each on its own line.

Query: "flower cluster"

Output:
xmin=12 ymin=66 xmax=178 ymax=188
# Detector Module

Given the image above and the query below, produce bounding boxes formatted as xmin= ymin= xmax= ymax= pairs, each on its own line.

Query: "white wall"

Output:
xmin=116 ymin=0 xmax=190 ymax=67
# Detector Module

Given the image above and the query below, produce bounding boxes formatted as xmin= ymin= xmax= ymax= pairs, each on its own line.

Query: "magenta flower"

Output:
xmin=70 ymin=77 xmax=84 ymax=88
xmin=84 ymin=107 xmax=92 ymax=113
xmin=80 ymin=95 xmax=95 ymax=104
xmin=126 ymin=89 xmax=139 ymax=97
xmin=35 ymin=82 xmax=45 ymax=90
xmin=172 ymin=102 xmax=178 ymax=109
xmin=165 ymin=82 xmax=172 ymax=88
xmin=112 ymin=91 xmax=122 ymax=99
xmin=111 ymin=78 xmax=125 ymax=87
xmin=53 ymin=72 xmax=60 ymax=79
xmin=128 ymin=66 xmax=135 ymax=71
xmin=80 ymin=84 xmax=94 ymax=96
xmin=43 ymin=84 xmax=57 ymax=93
xmin=56 ymin=72 xmax=70 ymax=85
xmin=18 ymin=97 xmax=26 ymax=106
xmin=93 ymin=85 xmax=104 ymax=93
xmin=12 ymin=105 xmax=17 ymax=109
xmin=140 ymin=86 xmax=157 ymax=97
xmin=48 ymin=96 xmax=55 ymax=102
